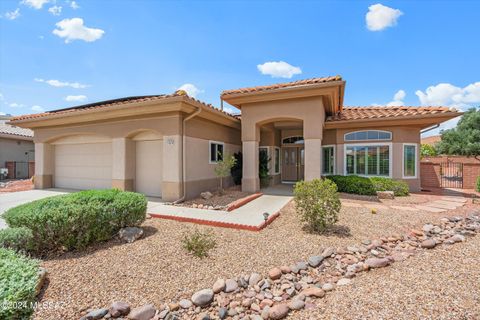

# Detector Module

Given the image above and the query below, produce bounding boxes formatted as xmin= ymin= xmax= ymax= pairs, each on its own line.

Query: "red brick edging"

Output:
xmin=148 ymin=211 xmax=280 ymax=232
xmin=226 ymin=192 xmax=263 ymax=212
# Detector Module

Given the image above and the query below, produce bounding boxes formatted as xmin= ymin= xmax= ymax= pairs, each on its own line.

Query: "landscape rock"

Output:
xmin=322 ymin=283 xmax=335 ymax=292
xmin=213 ymin=278 xmax=226 ymax=293
xmin=128 ymin=304 xmax=156 ymax=320
xmin=200 ymin=191 xmax=213 ymax=200
xmin=421 ymin=239 xmax=436 ymax=249
xmin=85 ymin=308 xmax=109 ymax=320
xmin=365 ymin=257 xmax=391 ymax=269
xmin=179 ymin=299 xmax=192 ymax=309
xmin=249 ymin=273 xmax=262 ymax=286
xmin=225 ymin=279 xmax=238 ymax=293
xmin=268 ymin=267 xmax=282 ymax=280
xmin=307 ymin=255 xmax=324 ymax=268
xmin=301 ymin=287 xmax=325 ymax=298
xmin=377 ymin=191 xmax=394 ymax=199
xmin=321 ymin=247 xmax=335 ymax=258
xmin=337 ymin=278 xmax=352 ymax=286
xmin=191 ymin=289 xmax=214 ymax=307
xmin=110 ymin=301 xmax=130 ymax=318
xmin=269 ymin=304 xmax=289 ymax=319
xmin=449 ymin=234 xmax=465 ymax=243
xmin=288 ymin=299 xmax=305 ymax=310
xmin=119 ymin=227 xmax=144 ymax=243
xmin=35 ymin=267 xmax=48 ymax=296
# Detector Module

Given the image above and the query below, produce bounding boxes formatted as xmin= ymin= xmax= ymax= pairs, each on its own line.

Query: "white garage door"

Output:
xmin=135 ymin=140 xmax=163 ymax=197
xmin=54 ymin=143 xmax=112 ymax=190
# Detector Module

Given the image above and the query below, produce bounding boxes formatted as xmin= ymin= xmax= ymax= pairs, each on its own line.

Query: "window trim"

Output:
xmin=344 ymin=130 xmax=392 ymax=142
xmin=402 ymin=143 xmax=418 ymax=179
xmin=274 ymin=146 xmax=281 ymax=174
xmin=343 ymin=142 xmax=392 ymax=178
xmin=209 ymin=140 xmax=225 ymax=164
xmin=321 ymin=145 xmax=336 ymax=175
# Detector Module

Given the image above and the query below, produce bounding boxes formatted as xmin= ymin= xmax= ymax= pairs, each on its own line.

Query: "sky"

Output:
xmin=1 ymin=0 xmax=479 ymax=136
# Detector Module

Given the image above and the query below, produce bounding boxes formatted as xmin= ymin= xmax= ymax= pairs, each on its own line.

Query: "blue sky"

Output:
xmin=1 ymin=0 xmax=479 ymax=134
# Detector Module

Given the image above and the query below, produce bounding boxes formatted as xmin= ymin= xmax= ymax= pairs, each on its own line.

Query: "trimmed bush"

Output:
xmin=2 ymin=189 xmax=147 ymax=254
xmin=0 ymin=248 xmax=40 ymax=319
xmin=476 ymin=176 xmax=480 ymax=192
xmin=326 ymin=175 xmax=409 ymax=196
xmin=294 ymin=179 xmax=341 ymax=232
xmin=182 ymin=229 xmax=216 ymax=258
xmin=0 ymin=227 xmax=34 ymax=253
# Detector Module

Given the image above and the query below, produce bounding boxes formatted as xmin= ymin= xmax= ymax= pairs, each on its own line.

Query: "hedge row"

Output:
xmin=1 ymin=189 xmax=147 ymax=254
xmin=326 ymin=175 xmax=409 ymax=196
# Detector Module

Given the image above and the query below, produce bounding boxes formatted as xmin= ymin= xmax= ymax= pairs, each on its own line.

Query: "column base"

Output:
xmin=242 ymin=177 xmax=260 ymax=193
xmin=34 ymin=174 xmax=53 ymax=189
xmin=162 ymin=181 xmax=182 ymax=202
xmin=112 ymin=179 xmax=134 ymax=191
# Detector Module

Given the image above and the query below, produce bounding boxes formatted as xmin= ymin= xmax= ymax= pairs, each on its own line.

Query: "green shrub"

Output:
xmin=182 ymin=229 xmax=216 ymax=258
xmin=0 ymin=227 xmax=34 ymax=253
xmin=0 ymin=248 xmax=40 ymax=319
xmin=230 ymin=152 xmax=243 ymax=185
xmin=476 ymin=176 xmax=480 ymax=192
xmin=294 ymin=179 xmax=341 ymax=232
xmin=2 ymin=189 xmax=147 ymax=254
xmin=326 ymin=175 xmax=409 ymax=196
xmin=259 ymin=149 xmax=271 ymax=188
xmin=370 ymin=177 xmax=410 ymax=196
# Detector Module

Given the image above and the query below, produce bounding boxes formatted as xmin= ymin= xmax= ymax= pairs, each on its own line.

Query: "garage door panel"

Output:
xmin=54 ymin=142 xmax=112 ymax=190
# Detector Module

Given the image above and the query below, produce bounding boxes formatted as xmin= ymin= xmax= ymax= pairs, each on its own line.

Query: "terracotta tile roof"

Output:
xmin=0 ymin=123 xmax=33 ymax=138
xmin=326 ymin=106 xmax=460 ymax=122
xmin=221 ymin=75 xmax=343 ymax=97
xmin=10 ymin=93 xmax=238 ymax=122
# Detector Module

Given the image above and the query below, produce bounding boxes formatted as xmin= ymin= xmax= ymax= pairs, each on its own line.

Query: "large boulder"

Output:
xmin=119 ymin=227 xmax=144 ymax=243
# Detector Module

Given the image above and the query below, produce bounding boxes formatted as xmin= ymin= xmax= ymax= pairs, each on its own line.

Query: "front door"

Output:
xmin=282 ymin=146 xmax=304 ymax=181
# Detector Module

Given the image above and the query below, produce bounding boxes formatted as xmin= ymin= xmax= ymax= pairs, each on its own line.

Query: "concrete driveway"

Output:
xmin=0 ymin=189 xmax=70 ymax=230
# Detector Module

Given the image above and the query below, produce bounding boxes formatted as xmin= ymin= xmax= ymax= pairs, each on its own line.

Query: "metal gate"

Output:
xmin=440 ymin=162 xmax=463 ymax=188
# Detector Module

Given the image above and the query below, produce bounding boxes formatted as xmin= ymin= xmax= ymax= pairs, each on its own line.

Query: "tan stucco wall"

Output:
xmin=0 ymin=137 xmax=34 ymax=168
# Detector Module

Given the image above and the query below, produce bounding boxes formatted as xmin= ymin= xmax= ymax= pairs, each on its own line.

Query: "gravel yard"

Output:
xmin=293 ymin=228 xmax=480 ymax=320
xmin=180 ymin=186 xmax=251 ymax=208
xmin=34 ymin=198 xmax=477 ymax=319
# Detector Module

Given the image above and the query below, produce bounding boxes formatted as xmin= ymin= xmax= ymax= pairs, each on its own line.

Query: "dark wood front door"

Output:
xmin=282 ymin=146 xmax=304 ymax=181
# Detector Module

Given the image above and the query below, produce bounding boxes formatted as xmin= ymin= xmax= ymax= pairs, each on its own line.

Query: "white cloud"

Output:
xmin=366 ymin=4 xmax=403 ymax=31
xmin=0 ymin=93 xmax=4 ymax=101
xmin=48 ymin=5 xmax=62 ymax=16
xmin=70 ymin=1 xmax=79 ymax=10
xmin=4 ymin=8 xmax=21 ymax=20
xmin=257 ymin=61 xmax=302 ymax=79
xmin=35 ymin=78 xmax=89 ymax=89
xmin=9 ymin=103 xmax=24 ymax=108
xmin=416 ymin=82 xmax=480 ymax=136
xmin=0 ymin=111 xmax=6 ymax=116
xmin=222 ymin=106 xmax=239 ymax=115
xmin=31 ymin=105 xmax=44 ymax=112
xmin=65 ymin=95 xmax=87 ymax=102
xmin=52 ymin=18 xmax=104 ymax=43
xmin=21 ymin=0 xmax=49 ymax=9
xmin=386 ymin=89 xmax=406 ymax=106
xmin=177 ymin=83 xmax=203 ymax=98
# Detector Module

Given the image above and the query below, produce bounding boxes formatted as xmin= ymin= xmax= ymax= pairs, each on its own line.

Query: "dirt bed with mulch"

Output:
xmin=34 ymin=199 xmax=477 ymax=319
xmin=178 ymin=186 xmax=251 ymax=209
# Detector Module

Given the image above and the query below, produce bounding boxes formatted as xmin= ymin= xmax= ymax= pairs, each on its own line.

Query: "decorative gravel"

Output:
xmin=293 ymin=227 xmax=480 ymax=320
xmin=181 ymin=186 xmax=251 ymax=208
xmin=33 ymin=198 xmax=476 ymax=319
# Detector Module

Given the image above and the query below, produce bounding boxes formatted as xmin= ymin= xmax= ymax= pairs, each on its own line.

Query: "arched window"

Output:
xmin=282 ymin=136 xmax=304 ymax=144
xmin=344 ymin=130 xmax=391 ymax=141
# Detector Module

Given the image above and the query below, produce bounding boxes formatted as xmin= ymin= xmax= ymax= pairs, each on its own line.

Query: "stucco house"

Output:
xmin=9 ymin=76 xmax=461 ymax=201
xmin=0 ymin=115 xmax=35 ymax=180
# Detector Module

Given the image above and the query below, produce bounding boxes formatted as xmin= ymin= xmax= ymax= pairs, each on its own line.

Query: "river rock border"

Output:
xmin=80 ymin=211 xmax=480 ymax=320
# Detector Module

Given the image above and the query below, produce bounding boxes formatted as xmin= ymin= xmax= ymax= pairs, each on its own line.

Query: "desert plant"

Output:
xmin=2 ymin=189 xmax=147 ymax=254
xmin=326 ymin=175 xmax=409 ymax=196
xmin=294 ymin=179 xmax=341 ymax=232
xmin=214 ymin=153 xmax=237 ymax=194
xmin=420 ymin=143 xmax=437 ymax=158
xmin=259 ymin=149 xmax=271 ymax=188
xmin=370 ymin=177 xmax=410 ymax=196
xmin=182 ymin=229 xmax=216 ymax=258
xmin=230 ymin=152 xmax=243 ymax=185
xmin=0 ymin=227 xmax=34 ymax=253
xmin=0 ymin=248 xmax=40 ymax=319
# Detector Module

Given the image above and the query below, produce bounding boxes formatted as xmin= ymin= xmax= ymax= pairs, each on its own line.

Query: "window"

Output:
xmin=209 ymin=141 xmax=224 ymax=163
xmin=322 ymin=146 xmax=335 ymax=175
xmin=344 ymin=130 xmax=392 ymax=142
xmin=282 ymin=136 xmax=304 ymax=144
xmin=345 ymin=144 xmax=390 ymax=176
xmin=403 ymin=144 xmax=417 ymax=178
xmin=274 ymin=147 xmax=280 ymax=174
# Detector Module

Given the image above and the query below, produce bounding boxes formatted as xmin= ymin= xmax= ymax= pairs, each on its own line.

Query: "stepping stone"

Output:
xmin=415 ymin=205 xmax=446 ymax=213
xmin=390 ymin=205 xmax=420 ymax=212
xmin=434 ymin=200 xmax=463 ymax=207
xmin=427 ymin=202 xmax=458 ymax=210
xmin=441 ymin=197 xmax=467 ymax=203
xmin=342 ymin=202 xmax=363 ymax=208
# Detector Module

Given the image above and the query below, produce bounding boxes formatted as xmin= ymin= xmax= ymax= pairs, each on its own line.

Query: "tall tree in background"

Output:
xmin=436 ymin=108 xmax=480 ymax=156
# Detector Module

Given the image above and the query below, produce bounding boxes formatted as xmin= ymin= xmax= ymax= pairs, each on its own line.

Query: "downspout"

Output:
xmin=173 ymin=103 xmax=202 ymax=204
xmin=420 ymin=124 xmax=440 ymax=135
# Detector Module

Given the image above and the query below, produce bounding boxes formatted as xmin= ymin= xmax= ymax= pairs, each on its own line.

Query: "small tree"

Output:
xmin=420 ymin=143 xmax=437 ymax=158
xmin=214 ymin=153 xmax=236 ymax=194
xmin=436 ymin=108 xmax=480 ymax=156
xmin=294 ymin=179 xmax=341 ymax=233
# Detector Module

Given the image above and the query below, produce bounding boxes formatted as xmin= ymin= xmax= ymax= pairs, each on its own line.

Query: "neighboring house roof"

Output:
xmin=327 ymin=106 xmax=459 ymax=122
xmin=0 ymin=122 xmax=33 ymax=138
xmin=421 ymin=135 xmax=441 ymax=145
xmin=220 ymin=75 xmax=343 ymax=96
xmin=10 ymin=92 xmax=238 ymax=122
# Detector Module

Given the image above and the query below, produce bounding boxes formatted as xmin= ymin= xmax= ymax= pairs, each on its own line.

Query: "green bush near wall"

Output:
xmin=326 ymin=175 xmax=409 ymax=196
xmin=0 ymin=248 xmax=40 ymax=320
xmin=2 ymin=189 xmax=147 ymax=254
xmin=476 ymin=176 xmax=480 ymax=192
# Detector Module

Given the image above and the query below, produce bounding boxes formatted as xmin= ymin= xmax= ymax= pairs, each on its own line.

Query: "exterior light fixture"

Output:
xmin=263 ymin=212 xmax=270 ymax=222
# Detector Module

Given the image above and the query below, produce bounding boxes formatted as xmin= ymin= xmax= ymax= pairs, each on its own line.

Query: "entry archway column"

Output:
xmin=34 ymin=142 xmax=54 ymax=189
xmin=241 ymin=121 xmax=260 ymax=192
xmin=112 ymin=137 xmax=135 ymax=191
xmin=303 ymin=115 xmax=324 ymax=181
